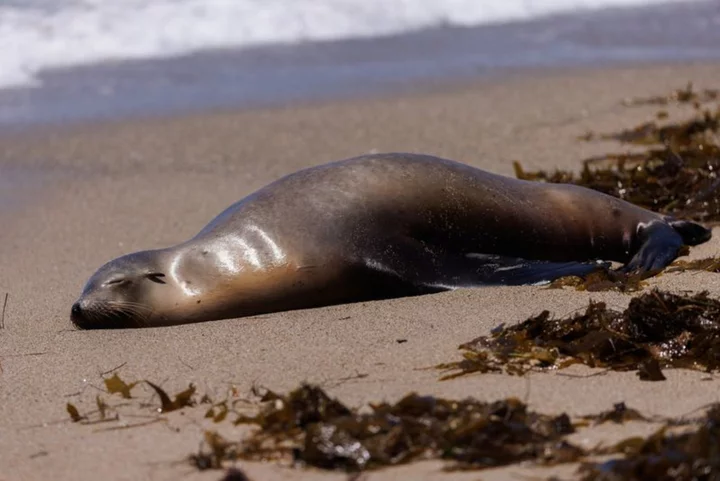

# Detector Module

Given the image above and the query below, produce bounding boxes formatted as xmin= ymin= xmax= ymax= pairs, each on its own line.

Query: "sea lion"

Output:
xmin=70 ymin=153 xmax=711 ymax=329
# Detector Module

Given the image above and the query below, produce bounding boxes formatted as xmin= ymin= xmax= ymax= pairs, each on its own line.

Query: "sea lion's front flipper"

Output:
xmin=363 ymin=238 xmax=607 ymax=289
xmin=456 ymin=254 xmax=609 ymax=287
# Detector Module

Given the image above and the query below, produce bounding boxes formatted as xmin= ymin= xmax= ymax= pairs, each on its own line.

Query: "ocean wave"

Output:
xmin=0 ymin=0 xmax=695 ymax=90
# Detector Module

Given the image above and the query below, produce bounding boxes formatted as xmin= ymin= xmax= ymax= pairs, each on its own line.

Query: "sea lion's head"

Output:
xmin=71 ymin=250 xmax=176 ymax=329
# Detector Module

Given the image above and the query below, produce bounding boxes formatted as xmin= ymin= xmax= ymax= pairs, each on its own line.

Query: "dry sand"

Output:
xmin=1 ymin=61 xmax=720 ymax=481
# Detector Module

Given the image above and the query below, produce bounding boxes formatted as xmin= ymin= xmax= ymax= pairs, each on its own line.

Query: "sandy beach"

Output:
xmin=2 ymin=61 xmax=720 ymax=481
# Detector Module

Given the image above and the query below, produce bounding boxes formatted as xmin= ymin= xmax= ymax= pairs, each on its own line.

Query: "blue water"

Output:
xmin=0 ymin=0 xmax=702 ymax=90
xmin=0 ymin=0 xmax=718 ymax=129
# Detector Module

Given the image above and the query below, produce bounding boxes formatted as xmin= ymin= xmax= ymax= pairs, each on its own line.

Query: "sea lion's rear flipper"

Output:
xmin=363 ymin=239 xmax=608 ymax=289
xmin=620 ymin=220 xmax=689 ymax=274
xmin=666 ymin=218 xmax=712 ymax=246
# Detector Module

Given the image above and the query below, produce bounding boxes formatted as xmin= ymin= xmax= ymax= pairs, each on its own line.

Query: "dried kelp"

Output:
xmin=66 ymin=373 xmax=198 ymax=424
xmin=578 ymin=404 xmax=720 ymax=481
xmin=65 ymin=396 xmax=119 ymax=426
xmin=580 ymin=109 xmax=719 ymax=146
xmin=66 ymin=403 xmax=85 ymax=423
xmin=548 ymin=253 xmax=713 ymax=292
xmin=514 ymin=84 xmax=720 ymax=224
xmin=666 ymin=256 xmax=720 ymax=273
xmin=190 ymin=431 xmax=240 ymax=471
xmin=188 ymin=386 xmax=720 ymax=477
xmin=579 ymin=402 xmax=649 ymax=425
xmin=439 ymin=290 xmax=720 ymax=381
xmin=203 ymin=384 xmax=584 ymax=472
xmin=145 ymin=381 xmax=196 ymax=413
xmin=547 ymin=269 xmax=649 ymax=292
xmin=620 ymin=83 xmax=719 ymax=107
xmin=104 ymin=373 xmax=138 ymax=399
xmin=1 ymin=293 xmax=8 ymax=329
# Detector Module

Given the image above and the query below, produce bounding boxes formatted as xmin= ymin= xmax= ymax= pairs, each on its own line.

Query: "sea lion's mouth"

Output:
xmin=70 ymin=301 xmax=146 ymax=330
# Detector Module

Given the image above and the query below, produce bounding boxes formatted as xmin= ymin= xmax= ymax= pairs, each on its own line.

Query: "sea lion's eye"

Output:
xmin=146 ymin=273 xmax=167 ymax=284
xmin=105 ymin=278 xmax=127 ymax=286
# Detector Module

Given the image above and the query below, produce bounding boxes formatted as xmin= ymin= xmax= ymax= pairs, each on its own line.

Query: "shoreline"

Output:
xmin=2 ymin=57 xmax=719 ymax=139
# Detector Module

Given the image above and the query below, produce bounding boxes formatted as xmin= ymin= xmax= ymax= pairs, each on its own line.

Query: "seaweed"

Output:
xmin=514 ymin=84 xmax=720 ymax=224
xmin=145 ymin=381 xmax=196 ymax=413
xmin=65 ymin=373 xmax=198 ymax=423
xmin=666 ymin=256 xmax=720 ymax=273
xmin=547 ymin=269 xmax=648 ymax=292
xmin=185 ymin=385 xmax=720 ymax=478
xmin=65 ymin=375 xmax=720 ymax=477
xmin=579 ymin=402 xmax=649 ymax=425
xmin=64 ymin=396 xmax=119 ymax=426
xmin=190 ymin=431 xmax=239 ymax=471
xmin=66 ymin=403 xmax=85 ymax=423
xmin=204 ymin=384 xmax=584 ymax=472
xmin=548 ymin=254 xmax=716 ymax=292
xmin=578 ymin=404 xmax=720 ymax=481
xmin=104 ymin=373 xmax=138 ymax=399
xmin=438 ymin=289 xmax=720 ymax=381
xmin=1 ymin=293 xmax=7 ymax=329
xmin=620 ymin=83 xmax=719 ymax=107
xmin=579 ymin=109 xmax=719 ymax=146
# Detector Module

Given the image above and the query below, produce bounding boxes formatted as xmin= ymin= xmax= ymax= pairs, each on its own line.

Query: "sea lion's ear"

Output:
xmin=667 ymin=218 xmax=712 ymax=246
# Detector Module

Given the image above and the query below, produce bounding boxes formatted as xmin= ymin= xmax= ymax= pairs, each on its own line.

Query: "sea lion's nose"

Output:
xmin=70 ymin=301 xmax=91 ymax=329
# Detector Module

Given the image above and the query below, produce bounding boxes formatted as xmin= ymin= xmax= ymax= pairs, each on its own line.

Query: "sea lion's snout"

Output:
xmin=70 ymin=292 xmax=148 ymax=330
xmin=70 ymin=301 xmax=82 ymax=318
xmin=70 ymin=298 xmax=100 ymax=330
xmin=69 ymin=299 xmax=100 ymax=329
xmin=70 ymin=301 xmax=83 ymax=325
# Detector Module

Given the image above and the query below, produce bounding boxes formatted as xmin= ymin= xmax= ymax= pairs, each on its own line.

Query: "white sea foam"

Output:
xmin=0 ymin=0 xmax=697 ymax=90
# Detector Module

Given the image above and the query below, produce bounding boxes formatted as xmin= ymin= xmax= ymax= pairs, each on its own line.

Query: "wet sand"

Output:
xmin=1 ymin=61 xmax=720 ymax=481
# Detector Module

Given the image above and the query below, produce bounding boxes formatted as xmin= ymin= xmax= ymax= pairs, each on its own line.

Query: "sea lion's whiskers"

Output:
xmin=106 ymin=300 xmax=152 ymax=313
xmin=106 ymin=303 xmax=151 ymax=328
xmin=72 ymin=305 xmax=103 ymax=329
xmin=108 ymin=309 xmax=140 ymax=329
xmin=131 ymin=312 xmax=150 ymax=328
